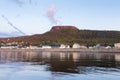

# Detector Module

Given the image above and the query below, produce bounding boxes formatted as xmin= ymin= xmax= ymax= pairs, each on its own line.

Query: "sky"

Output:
xmin=0 ymin=0 xmax=120 ymax=35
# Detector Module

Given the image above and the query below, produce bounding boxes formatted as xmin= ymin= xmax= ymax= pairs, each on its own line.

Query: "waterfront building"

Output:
xmin=105 ymin=46 xmax=112 ymax=49
xmin=42 ymin=45 xmax=52 ymax=49
xmin=93 ymin=44 xmax=101 ymax=49
xmin=80 ymin=45 xmax=87 ymax=49
xmin=60 ymin=44 xmax=70 ymax=48
xmin=72 ymin=43 xmax=80 ymax=48
xmin=114 ymin=43 xmax=120 ymax=49
xmin=0 ymin=46 xmax=18 ymax=49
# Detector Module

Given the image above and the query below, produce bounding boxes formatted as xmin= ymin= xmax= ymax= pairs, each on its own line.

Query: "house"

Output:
xmin=114 ymin=43 xmax=120 ymax=49
xmin=93 ymin=44 xmax=101 ymax=49
xmin=72 ymin=43 xmax=80 ymax=48
xmin=105 ymin=46 xmax=112 ymax=49
xmin=59 ymin=44 xmax=70 ymax=48
xmin=42 ymin=45 xmax=52 ymax=49
xmin=0 ymin=46 xmax=18 ymax=49
xmin=29 ymin=45 xmax=38 ymax=49
xmin=80 ymin=45 xmax=87 ymax=49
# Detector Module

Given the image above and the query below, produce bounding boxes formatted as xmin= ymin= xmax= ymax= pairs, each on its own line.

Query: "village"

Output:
xmin=0 ymin=40 xmax=120 ymax=49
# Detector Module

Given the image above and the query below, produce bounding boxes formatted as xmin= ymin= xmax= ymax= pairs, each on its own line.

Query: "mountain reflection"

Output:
xmin=0 ymin=51 xmax=120 ymax=73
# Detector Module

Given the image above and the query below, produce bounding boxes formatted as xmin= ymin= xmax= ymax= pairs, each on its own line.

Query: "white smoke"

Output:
xmin=46 ymin=5 xmax=58 ymax=25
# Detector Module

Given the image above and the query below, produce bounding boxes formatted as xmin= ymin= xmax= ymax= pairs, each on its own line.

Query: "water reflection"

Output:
xmin=0 ymin=51 xmax=120 ymax=74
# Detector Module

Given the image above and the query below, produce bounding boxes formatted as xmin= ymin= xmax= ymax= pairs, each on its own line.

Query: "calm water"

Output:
xmin=0 ymin=50 xmax=120 ymax=80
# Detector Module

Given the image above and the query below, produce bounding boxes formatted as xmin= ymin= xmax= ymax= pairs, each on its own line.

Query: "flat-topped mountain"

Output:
xmin=51 ymin=26 xmax=79 ymax=31
xmin=0 ymin=26 xmax=120 ymax=46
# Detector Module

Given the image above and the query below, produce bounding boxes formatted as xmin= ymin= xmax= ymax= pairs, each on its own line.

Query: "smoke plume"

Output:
xmin=46 ymin=5 xmax=58 ymax=25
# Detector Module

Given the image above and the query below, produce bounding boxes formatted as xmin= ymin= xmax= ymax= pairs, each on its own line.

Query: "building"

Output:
xmin=105 ymin=46 xmax=112 ymax=49
xmin=72 ymin=43 xmax=80 ymax=48
xmin=114 ymin=43 xmax=120 ymax=49
xmin=80 ymin=45 xmax=87 ymax=49
xmin=59 ymin=44 xmax=70 ymax=48
xmin=42 ymin=45 xmax=52 ymax=49
xmin=93 ymin=44 xmax=101 ymax=49
xmin=0 ymin=46 xmax=18 ymax=49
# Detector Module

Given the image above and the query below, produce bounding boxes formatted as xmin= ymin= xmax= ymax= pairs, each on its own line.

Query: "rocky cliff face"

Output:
xmin=51 ymin=26 xmax=79 ymax=31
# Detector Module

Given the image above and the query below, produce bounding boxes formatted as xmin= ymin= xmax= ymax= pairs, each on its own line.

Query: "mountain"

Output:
xmin=0 ymin=26 xmax=120 ymax=46
xmin=51 ymin=26 xmax=78 ymax=31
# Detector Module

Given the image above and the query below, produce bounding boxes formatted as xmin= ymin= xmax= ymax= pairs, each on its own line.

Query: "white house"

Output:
xmin=105 ymin=46 xmax=111 ymax=49
xmin=72 ymin=43 xmax=80 ymax=48
xmin=59 ymin=44 xmax=70 ymax=48
xmin=114 ymin=43 xmax=120 ymax=49
xmin=42 ymin=45 xmax=52 ymax=49
xmin=80 ymin=45 xmax=87 ymax=49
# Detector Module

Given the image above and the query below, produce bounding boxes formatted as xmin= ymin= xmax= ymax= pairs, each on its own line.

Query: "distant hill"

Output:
xmin=0 ymin=26 xmax=120 ymax=46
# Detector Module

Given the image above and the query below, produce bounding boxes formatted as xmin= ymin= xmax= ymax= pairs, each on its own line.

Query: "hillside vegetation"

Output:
xmin=0 ymin=26 xmax=120 ymax=46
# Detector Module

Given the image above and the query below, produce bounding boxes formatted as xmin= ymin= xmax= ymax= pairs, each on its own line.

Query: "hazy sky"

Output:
xmin=0 ymin=0 xmax=120 ymax=35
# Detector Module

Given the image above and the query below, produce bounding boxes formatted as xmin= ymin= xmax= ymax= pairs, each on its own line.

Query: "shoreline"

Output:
xmin=0 ymin=48 xmax=120 ymax=53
